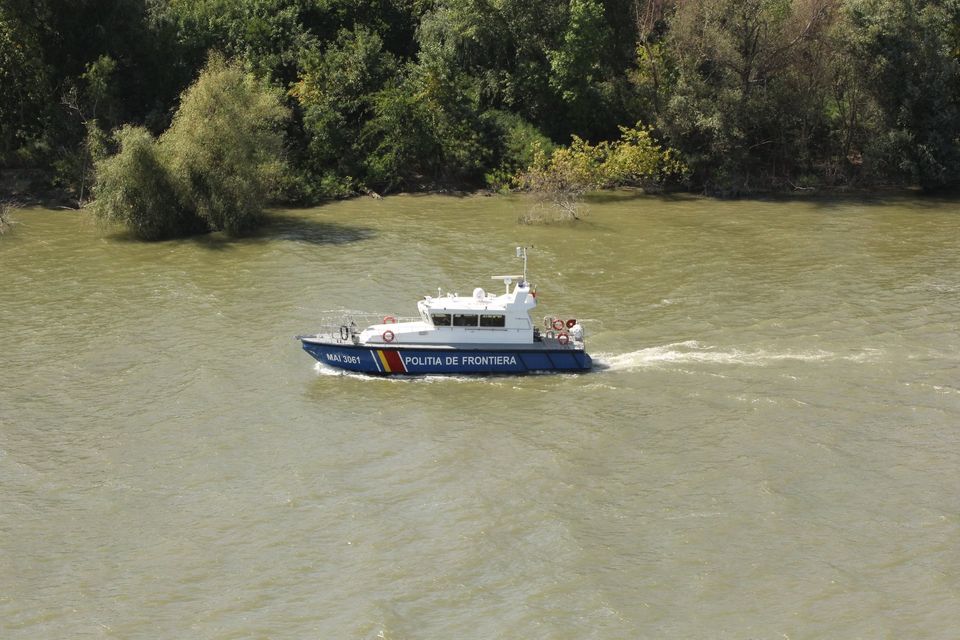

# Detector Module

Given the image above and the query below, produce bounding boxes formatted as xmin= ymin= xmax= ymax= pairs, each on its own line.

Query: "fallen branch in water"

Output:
xmin=787 ymin=179 xmax=816 ymax=191
xmin=0 ymin=200 xmax=18 ymax=235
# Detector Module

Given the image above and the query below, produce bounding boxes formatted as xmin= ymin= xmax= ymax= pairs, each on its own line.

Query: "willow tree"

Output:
xmin=162 ymin=55 xmax=288 ymax=235
xmin=91 ymin=56 xmax=288 ymax=239
xmin=90 ymin=125 xmax=193 ymax=240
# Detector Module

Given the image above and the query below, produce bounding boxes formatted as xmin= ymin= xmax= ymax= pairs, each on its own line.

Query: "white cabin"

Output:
xmin=358 ymin=278 xmax=537 ymax=346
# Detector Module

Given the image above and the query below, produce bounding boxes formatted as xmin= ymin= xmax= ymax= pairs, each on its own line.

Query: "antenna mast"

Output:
xmin=516 ymin=246 xmax=528 ymax=283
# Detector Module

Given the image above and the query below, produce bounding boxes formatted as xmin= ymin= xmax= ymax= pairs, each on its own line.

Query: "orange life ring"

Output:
xmin=382 ymin=330 xmax=395 ymax=343
xmin=551 ymin=318 xmax=564 ymax=331
xmin=383 ymin=315 xmax=397 ymax=324
xmin=558 ymin=332 xmax=570 ymax=345
xmin=566 ymin=318 xmax=577 ymax=329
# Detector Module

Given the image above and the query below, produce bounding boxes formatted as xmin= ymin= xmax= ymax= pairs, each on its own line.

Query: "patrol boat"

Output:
xmin=298 ymin=248 xmax=592 ymax=375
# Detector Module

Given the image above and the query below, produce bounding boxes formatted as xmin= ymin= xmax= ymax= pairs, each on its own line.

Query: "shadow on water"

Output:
xmin=105 ymin=211 xmax=376 ymax=249
xmin=708 ymin=189 xmax=960 ymax=211
xmin=583 ymin=189 xmax=699 ymax=206
xmin=253 ymin=212 xmax=376 ymax=245
xmin=583 ymin=186 xmax=960 ymax=212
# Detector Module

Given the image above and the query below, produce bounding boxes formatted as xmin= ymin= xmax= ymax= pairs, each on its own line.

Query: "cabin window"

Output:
xmin=452 ymin=313 xmax=479 ymax=327
xmin=479 ymin=314 xmax=506 ymax=328
xmin=431 ymin=313 xmax=452 ymax=326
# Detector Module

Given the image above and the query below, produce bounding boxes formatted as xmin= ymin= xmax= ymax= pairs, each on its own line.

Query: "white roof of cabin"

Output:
xmin=419 ymin=282 xmax=531 ymax=314
xmin=421 ymin=294 xmax=510 ymax=313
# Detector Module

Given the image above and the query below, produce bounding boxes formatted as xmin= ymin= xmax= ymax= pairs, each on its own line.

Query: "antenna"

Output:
xmin=516 ymin=246 xmax=529 ymax=283
xmin=492 ymin=247 xmax=530 ymax=294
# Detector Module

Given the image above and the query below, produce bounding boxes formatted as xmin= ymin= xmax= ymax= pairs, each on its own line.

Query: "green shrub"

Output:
xmin=162 ymin=55 xmax=288 ymax=235
xmin=90 ymin=126 xmax=199 ymax=240
xmin=91 ymin=56 xmax=288 ymax=239
xmin=517 ymin=123 xmax=686 ymax=221
xmin=482 ymin=111 xmax=554 ymax=191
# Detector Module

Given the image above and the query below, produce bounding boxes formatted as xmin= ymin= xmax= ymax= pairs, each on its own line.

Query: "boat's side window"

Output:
xmin=431 ymin=314 xmax=452 ymax=326
xmin=452 ymin=314 xmax=479 ymax=327
xmin=479 ymin=314 xmax=505 ymax=328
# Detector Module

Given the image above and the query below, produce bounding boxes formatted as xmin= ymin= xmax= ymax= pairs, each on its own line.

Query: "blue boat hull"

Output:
xmin=300 ymin=340 xmax=592 ymax=375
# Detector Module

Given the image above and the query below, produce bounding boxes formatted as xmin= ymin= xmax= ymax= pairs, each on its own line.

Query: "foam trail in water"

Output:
xmin=596 ymin=341 xmax=879 ymax=371
xmin=312 ymin=362 xmax=499 ymax=384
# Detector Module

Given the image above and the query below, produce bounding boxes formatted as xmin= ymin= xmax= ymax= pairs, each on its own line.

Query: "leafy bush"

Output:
xmin=482 ymin=111 xmax=555 ymax=191
xmin=517 ymin=123 xmax=686 ymax=222
xmin=291 ymin=27 xmax=398 ymax=195
xmin=162 ymin=55 xmax=287 ymax=235
xmin=90 ymin=126 xmax=197 ymax=240
xmin=361 ymin=82 xmax=445 ymax=192
xmin=91 ymin=57 xmax=288 ymax=239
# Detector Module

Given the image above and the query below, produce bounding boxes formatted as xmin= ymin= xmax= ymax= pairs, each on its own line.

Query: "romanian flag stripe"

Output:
xmin=376 ymin=350 xmax=407 ymax=373
xmin=377 ymin=350 xmax=391 ymax=372
xmin=384 ymin=350 xmax=406 ymax=373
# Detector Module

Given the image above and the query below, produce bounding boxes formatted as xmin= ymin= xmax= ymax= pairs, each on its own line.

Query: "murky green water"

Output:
xmin=2 ymin=193 xmax=959 ymax=638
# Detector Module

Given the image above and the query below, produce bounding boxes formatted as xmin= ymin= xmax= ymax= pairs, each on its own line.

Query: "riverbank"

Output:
xmin=3 ymin=164 xmax=954 ymax=222
xmin=0 ymin=168 xmax=80 ymax=210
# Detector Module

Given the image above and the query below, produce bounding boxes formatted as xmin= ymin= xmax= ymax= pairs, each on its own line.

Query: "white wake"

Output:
xmin=595 ymin=341 xmax=880 ymax=371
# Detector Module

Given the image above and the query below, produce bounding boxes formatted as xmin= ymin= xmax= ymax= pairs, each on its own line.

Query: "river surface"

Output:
xmin=2 ymin=193 xmax=959 ymax=638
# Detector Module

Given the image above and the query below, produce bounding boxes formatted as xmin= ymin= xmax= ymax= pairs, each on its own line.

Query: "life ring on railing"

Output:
xmin=545 ymin=330 xmax=556 ymax=340
xmin=382 ymin=330 xmax=395 ymax=343
xmin=551 ymin=318 xmax=565 ymax=331
xmin=339 ymin=325 xmax=349 ymax=340
xmin=383 ymin=315 xmax=397 ymax=324
xmin=558 ymin=332 xmax=570 ymax=345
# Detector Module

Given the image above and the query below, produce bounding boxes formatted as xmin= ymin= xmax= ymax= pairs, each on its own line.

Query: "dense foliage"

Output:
xmin=91 ymin=57 xmax=288 ymax=239
xmin=2 ymin=0 xmax=959 ymax=205
xmin=518 ymin=124 xmax=686 ymax=221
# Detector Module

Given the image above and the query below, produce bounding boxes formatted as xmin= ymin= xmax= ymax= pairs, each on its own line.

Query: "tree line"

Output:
xmin=2 ymin=0 xmax=958 ymax=212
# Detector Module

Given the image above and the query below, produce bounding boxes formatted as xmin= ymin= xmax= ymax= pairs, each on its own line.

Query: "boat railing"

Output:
xmin=304 ymin=312 xmax=419 ymax=344
xmin=342 ymin=314 xmax=420 ymax=327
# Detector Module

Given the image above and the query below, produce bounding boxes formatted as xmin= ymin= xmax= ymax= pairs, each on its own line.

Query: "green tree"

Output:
xmin=0 ymin=6 xmax=50 ymax=160
xmin=847 ymin=0 xmax=960 ymax=190
xmin=518 ymin=123 xmax=685 ymax=221
xmin=548 ymin=0 xmax=608 ymax=105
xmin=361 ymin=80 xmax=446 ymax=192
xmin=293 ymin=21 xmax=497 ymax=195
xmin=91 ymin=57 xmax=288 ymax=239
xmin=57 ymin=56 xmax=118 ymax=206
xmin=647 ymin=0 xmax=838 ymax=192
xmin=162 ymin=55 xmax=289 ymax=235
xmin=90 ymin=125 xmax=195 ymax=240
xmin=1 ymin=0 xmax=190 ymax=190
xmin=291 ymin=26 xmax=397 ymax=196
xmin=156 ymin=0 xmax=316 ymax=85
xmin=481 ymin=110 xmax=555 ymax=190
xmin=359 ymin=60 xmax=497 ymax=192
